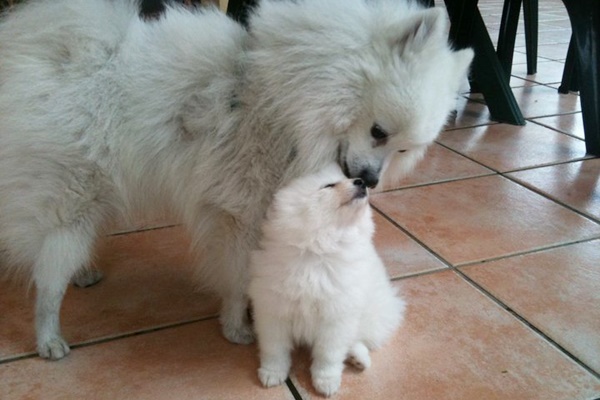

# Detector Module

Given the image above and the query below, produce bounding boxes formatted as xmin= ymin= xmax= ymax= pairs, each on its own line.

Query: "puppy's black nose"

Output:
xmin=353 ymin=178 xmax=366 ymax=189
xmin=353 ymin=178 xmax=367 ymax=199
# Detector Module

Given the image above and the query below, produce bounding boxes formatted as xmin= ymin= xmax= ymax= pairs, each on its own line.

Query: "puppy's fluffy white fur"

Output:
xmin=0 ymin=0 xmax=471 ymax=360
xmin=248 ymin=165 xmax=405 ymax=396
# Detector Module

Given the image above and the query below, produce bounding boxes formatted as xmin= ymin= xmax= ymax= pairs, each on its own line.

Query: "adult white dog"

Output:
xmin=0 ymin=0 xmax=472 ymax=360
xmin=249 ymin=165 xmax=405 ymax=396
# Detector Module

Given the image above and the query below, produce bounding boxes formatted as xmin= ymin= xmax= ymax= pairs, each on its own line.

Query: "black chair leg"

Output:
xmin=227 ymin=0 xmax=257 ymax=27
xmin=416 ymin=0 xmax=435 ymax=7
xmin=497 ymin=0 xmax=522 ymax=79
xmin=562 ymin=0 xmax=600 ymax=155
xmin=558 ymin=35 xmax=579 ymax=94
xmin=523 ymin=0 xmax=538 ymax=75
xmin=445 ymin=0 xmax=525 ymax=125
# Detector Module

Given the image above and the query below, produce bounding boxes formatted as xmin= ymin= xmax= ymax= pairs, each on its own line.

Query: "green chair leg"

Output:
xmin=562 ymin=0 xmax=600 ymax=155
xmin=523 ymin=0 xmax=538 ymax=75
xmin=445 ymin=0 xmax=525 ymax=125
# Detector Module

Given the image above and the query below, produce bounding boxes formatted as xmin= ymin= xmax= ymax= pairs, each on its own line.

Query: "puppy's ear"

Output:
xmin=394 ymin=8 xmax=448 ymax=54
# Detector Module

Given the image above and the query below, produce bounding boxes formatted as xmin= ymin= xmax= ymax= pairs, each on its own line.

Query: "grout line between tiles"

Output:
xmin=527 ymin=115 xmax=586 ymax=141
xmin=500 ymin=156 xmax=596 ymax=174
xmin=285 ymin=378 xmax=304 ymax=400
xmin=371 ymin=207 xmax=600 ymax=379
xmin=389 ymin=266 xmax=450 ymax=283
xmin=454 ymin=237 xmax=600 ymax=268
xmin=0 ymin=314 xmax=219 ymax=365
xmin=433 ymin=140 xmax=600 ymax=224
xmin=453 ymin=268 xmax=600 ymax=380
xmin=502 ymin=173 xmax=600 ymax=224
xmin=374 ymin=171 xmax=497 ymax=194
xmin=107 ymin=223 xmax=181 ymax=237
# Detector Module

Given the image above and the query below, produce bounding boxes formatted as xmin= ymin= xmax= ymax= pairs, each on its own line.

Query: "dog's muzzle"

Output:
xmin=358 ymin=169 xmax=379 ymax=189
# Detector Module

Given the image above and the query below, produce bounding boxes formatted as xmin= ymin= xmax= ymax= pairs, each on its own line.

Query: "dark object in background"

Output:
xmin=139 ymin=0 xmax=255 ymax=27
xmin=140 ymin=0 xmax=199 ymax=19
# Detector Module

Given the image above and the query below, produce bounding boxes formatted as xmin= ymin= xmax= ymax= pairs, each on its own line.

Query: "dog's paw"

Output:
xmin=222 ymin=323 xmax=255 ymax=345
xmin=258 ymin=367 xmax=288 ymax=388
xmin=37 ymin=336 xmax=70 ymax=360
xmin=72 ymin=269 xmax=103 ymax=288
xmin=312 ymin=374 xmax=341 ymax=397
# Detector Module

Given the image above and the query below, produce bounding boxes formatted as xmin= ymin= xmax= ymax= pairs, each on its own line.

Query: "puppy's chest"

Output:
xmin=283 ymin=264 xmax=363 ymax=319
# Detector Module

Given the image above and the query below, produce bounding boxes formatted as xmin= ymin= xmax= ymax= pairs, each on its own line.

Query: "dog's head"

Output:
xmin=263 ymin=164 xmax=373 ymax=248
xmin=249 ymin=0 xmax=474 ymax=188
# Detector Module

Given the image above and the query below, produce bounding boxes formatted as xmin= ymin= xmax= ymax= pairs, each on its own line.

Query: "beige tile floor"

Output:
xmin=2 ymin=0 xmax=600 ymax=399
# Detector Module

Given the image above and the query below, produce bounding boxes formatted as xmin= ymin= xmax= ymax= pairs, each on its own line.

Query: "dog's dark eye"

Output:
xmin=323 ymin=183 xmax=336 ymax=189
xmin=371 ymin=124 xmax=388 ymax=141
xmin=398 ymin=149 xmax=407 ymax=153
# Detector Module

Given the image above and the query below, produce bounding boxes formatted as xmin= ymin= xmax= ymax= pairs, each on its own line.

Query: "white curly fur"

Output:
xmin=0 ymin=0 xmax=472 ymax=360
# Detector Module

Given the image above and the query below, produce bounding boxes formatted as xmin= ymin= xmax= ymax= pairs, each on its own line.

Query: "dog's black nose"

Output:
xmin=358 ymin=170 xmax=379 ymax=188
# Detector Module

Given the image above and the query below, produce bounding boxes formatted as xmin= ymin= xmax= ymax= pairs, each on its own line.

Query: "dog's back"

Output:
xmin=0 ymin=0 xmax=247 ymax=270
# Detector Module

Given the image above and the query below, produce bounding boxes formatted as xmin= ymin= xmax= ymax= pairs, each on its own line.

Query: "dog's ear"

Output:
xmin=453 ymin=47 xmax=475 ymax=82
xmin=394 ymin=8 xmax=448 ymax=54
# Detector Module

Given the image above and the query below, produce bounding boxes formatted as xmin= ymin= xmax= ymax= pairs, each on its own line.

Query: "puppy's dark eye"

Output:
xmin=398 ymin=149 xmax=407 ymax=153
xmin=323 ymin=183 xmax=336 ymax=189
xmin=371 ymin=124 xmax=388 ymax=141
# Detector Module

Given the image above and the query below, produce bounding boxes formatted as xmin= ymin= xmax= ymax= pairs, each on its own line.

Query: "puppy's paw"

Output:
xmin=222 ymin=323 xmax=255 ymax=345
xmin=258 ymin=367 xmax=288 ymax=388
xmin=346 ymin=343 xmax=371 ymax=371
xmin=37 ymin=336 xmax=70 ymax=360
xmin=346 ymin=354 xmax=371 ymax=371
xmin=312 ymin=373 xmax=341 ymax=397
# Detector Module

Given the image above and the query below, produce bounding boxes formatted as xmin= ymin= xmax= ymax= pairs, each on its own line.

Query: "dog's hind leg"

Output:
xmin=33 ymin=225 xmax=97 ymax=360
xmin=71 ymin=268 xmax=103 ymax=288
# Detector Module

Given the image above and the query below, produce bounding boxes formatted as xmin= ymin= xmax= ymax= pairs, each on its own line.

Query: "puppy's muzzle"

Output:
xmin=353 ymin=178 xmax=367 ymax=199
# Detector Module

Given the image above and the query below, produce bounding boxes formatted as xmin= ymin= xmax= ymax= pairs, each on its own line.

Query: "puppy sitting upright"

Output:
xmin=248 ymin=165 xmax=405 ymax=397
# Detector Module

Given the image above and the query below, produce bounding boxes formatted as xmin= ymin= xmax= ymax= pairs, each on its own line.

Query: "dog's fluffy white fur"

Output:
xmin=0 ymin=0 xmax=472 ymax=360
xmin=248 ymin=165 xmax=404 ymax=396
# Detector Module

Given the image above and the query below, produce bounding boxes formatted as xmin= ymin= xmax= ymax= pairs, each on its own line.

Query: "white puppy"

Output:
xmin=248 ymin=165 xmax=405 ymax=396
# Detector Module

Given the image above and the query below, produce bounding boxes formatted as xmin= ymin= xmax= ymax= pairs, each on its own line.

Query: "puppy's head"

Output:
xmin=263 ymin=165 xmax=373 ymax=249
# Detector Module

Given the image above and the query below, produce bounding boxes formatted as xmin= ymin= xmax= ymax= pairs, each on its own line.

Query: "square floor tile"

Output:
xmin=511 ymin=60 xmax=567 ymax=85
xmin=531 ymin=113 xmax=585 ymax=140
xmin=510 ymin=76 xmax=540 ymax=89
xmin=437 ymin=122 xmax=588 ymax=172
xmin=371 ymin=175 xmax=600 ymax=266
xmin=511 ymin=85 xmax=581 ymax=118
xmin=373 ymin=212 xmax=446 ymax=279
xmin=517 ymin=43 xmax=569 ymax=62
xmin=508 ymin=159 xmax=600 ymax=221
xmin=461 ymin=240 xmax=600 ymax=373
xmin=289 ymin=271 xmax=600 ymax=399
xmin=0 ymin=226 xmax=219 ymax=360
xmin=0 ymin=319 xmax=294 ymax=400
xmin=377 ymin=143 xmax=494 ymax=191
xmin=531 ymin=31 xmax=573 ymax=46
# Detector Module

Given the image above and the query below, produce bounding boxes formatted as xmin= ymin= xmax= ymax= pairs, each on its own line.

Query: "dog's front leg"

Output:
xmin=192 ymin=212 xmax=255 ymax=345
